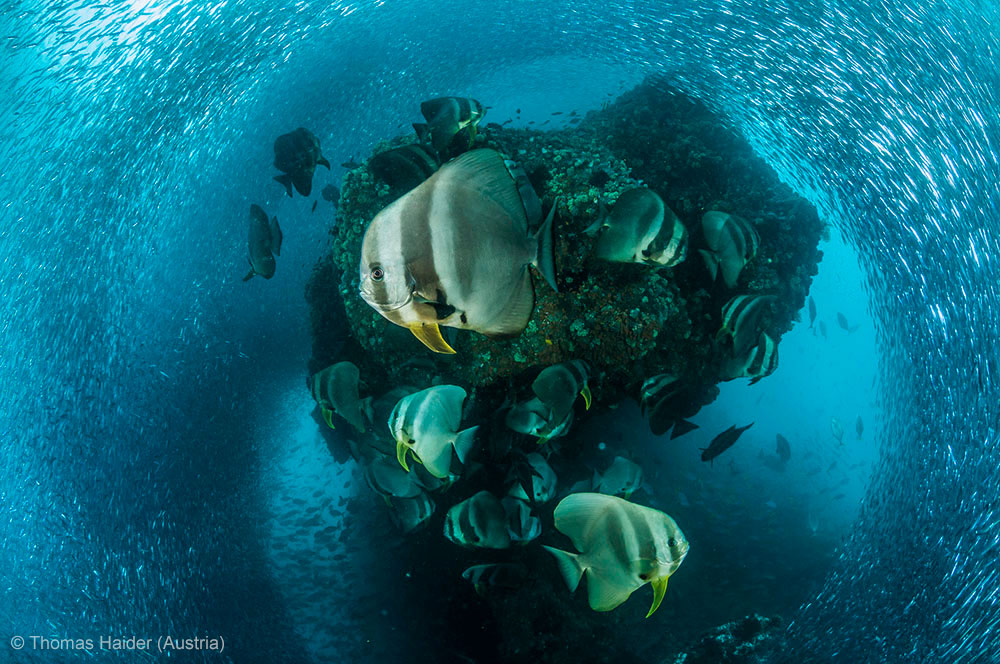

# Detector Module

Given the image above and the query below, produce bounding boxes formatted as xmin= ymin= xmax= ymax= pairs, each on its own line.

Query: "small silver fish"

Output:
xmin=243 ymin=204 xmax=282 ymax=281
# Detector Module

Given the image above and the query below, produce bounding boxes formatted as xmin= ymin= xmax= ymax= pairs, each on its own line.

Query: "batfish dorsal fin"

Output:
xmin=553 ymin=492 xmax=613 ymax=552
xmin=443 ymin=149 xmax=527 ymax=230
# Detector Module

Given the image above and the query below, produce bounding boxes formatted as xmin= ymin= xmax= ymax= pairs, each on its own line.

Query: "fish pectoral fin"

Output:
xmin=580 ymin=385 xmax=592 ymax=410
xmin=646 ymin=576 xmax=669 ymax=618
xmin=322 ymin=407 xmax=335 ymax=430
xmin=407 ymin=323 xmax=456 ymax=354
xmin=273 ymin=173 xmax=294 ymax=197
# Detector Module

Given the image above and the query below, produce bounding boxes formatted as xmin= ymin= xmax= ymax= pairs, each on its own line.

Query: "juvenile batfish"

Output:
xmin=272 ymin=127 xmax=330 ymax=197
xmin=359 ymin=149 xmax=558 ymax=354
xmin=243 ymin=204 xmax=282 ymax=281
xmin=639 ymin=374 xmax=700 ymax=439
xmin=390 ymin=385 xmax=478 ymax=478
xmin=698 ymin=211 xmax=760 ymax=288
xmin=593 ymin=456 xmax=643 ymax=498
xmin=444 ymin=491 xmax=511 ymax=549
xmin=543 ymin=493 xmax=689 ymax=617
xmin=587 ymin=188 xmax=688 ymax=267
xmin=309 ymin=361 xmax=369 ymax=432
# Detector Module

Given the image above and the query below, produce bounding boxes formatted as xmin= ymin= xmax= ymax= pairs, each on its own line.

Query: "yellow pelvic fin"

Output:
xmin=536 ymin=435 xmax=550 ymax=446
xmin=580 ymin=385 xmax=592 ymax=410
xmin=396 ymin=440 xmax=412 ymax=472
xmin=408 ymin=323 xmax=456 ymax=354
xmin=646 ymin=576 xmax=669 ymax=619
xmin=322 ymin=407 xmax=335 ymax=429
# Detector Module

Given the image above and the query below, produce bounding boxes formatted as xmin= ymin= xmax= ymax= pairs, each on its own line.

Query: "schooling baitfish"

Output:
xmin=359 ymin=148 xmax=557 ymax=354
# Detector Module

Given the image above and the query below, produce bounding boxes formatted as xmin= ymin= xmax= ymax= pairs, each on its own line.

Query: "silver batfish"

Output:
xmin=359 ymin=149 xmax=558 ymax=354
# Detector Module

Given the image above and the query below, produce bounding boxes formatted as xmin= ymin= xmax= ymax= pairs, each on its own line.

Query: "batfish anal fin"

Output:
xmin=242 ymin=269 xmax=255 ymax=282
xmin=396 ymin=440 xmax=411 ymax=472
xmin=408 ymin=323 xmax=457 ymax=354
xmin=317 ymin=156 xmax=331 ymax=169
xmin=580 ymin=384 xmax=592 ymax=410
xmin=322 ymin=407 xmax=335 ymax=429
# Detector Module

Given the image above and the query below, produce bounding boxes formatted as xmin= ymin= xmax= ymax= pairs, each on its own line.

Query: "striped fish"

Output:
xmin=462 ymin=563 xmax=528 ymax=594
xmin=359 ymin=149 xmax=558 ymax=354
xmin=698 ymin=211 xmax=760 ymax=288
xmin=389 ymin=385 xmax=478 ymax=478
xmin=721 ymin=331 xmax=779 ymax=384
xmin=243 ymin=204 xmax=282 ymax=281
xmin=388 ymin=491 xmax=436 ymax=534
xmin=639 ymin=374 xmax=701 ymax=439
xmin=444 ymin=491 xmax=511 ymax=549
xmin=718 ymin=294 xmax=776 ymax=358
xmin=272 ymin=127 xmax=330 ymax=197
xmin=587 ymin=188 xmax=688 ymax=267
xmin=309 ymin=361 xmax=369 ymax=432
xmin=414 ymin=96 xmax=486 ymax=158
xmin=502 ymin=497 xmax=542 ymax=544
xmin=543 ymin=493 xmax=689 ymax=617
xmin=367 ymin=143 xmax=440 ymax=198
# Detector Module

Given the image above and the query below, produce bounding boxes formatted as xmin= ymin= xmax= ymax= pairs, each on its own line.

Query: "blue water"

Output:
xmin=2 ymin=1 xmax=999 ymax=662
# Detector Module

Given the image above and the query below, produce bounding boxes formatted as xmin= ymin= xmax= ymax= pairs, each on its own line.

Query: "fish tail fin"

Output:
xmin=542 ymin=545 xmax=585 ymax=592
xmin=317 ymin=156 xmax=331 ymax=169
xmin=273 ymin=173 xmax=294 ymax=197
xmin=269 ymin=217 xmax=283 ymax=256
xmin=532 ymin=198 xmax=559 ymax=292
xmin=293 ymin=173 xmax=313 ymax=197
xmin=413 ymin=122 xmax=430 ymax=143
xmin=583 ymin=199 xmax=608 ymax=236
xmin=699 ymin=249 xmax=719 ymax=281
xmin=719 ymin=257 xmax=744 ymax=289
xmin=453 ymin=426 xmax=479 ymax=464
xmin=242 ymin=270 xmax=255 ymax=282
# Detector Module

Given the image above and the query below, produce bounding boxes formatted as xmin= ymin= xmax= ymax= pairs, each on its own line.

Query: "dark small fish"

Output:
xmin=528 ymin=121 xmax=535 ymax=125
xmin=806 ymin=466 xmax=821 ymax=476
xmin=551 ymin=111 xmax=563 ymax=115
xmin=542 ymin=120 xmax=550 ymax=125
xmin=808 ymin=297 xmax=816 ymax=328
xmin=569 ymin=110 xmax=578 ymax=117
xmin=321 ymin=184 xmax=340 ymax=205
xmin=273 ymin=127 xmax=330 ymax=197
xmin=311 ymin=200 xmax=318 ymax=213
xmin=833 ymin=493 xmax=846 ymax=501
xmin=856 ymin=415 xmax=864 ymax=439
xmin=827 ymin=461 xmax=838 ymax=472
xmin=819 ymin=320 xmax=828 ymax=339
xmin=775 ymin=434 xmax=791 ymax=463
xmin=701 ymin=422 xmax=754 ymax=464
xmin=516 ymin=108 xmax=521 ymax=114
xmin=502 ymin=118 xmax=513 ymax=125
xmin=340 ymin=159 xmax=361 ymax=169
xmin=837 ymin=312 xmax=860 ymax=333
xmin=570 ymin=118 xmax=581 ymax=124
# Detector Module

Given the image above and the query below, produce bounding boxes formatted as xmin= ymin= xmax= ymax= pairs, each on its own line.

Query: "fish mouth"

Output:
xmin=359 ymin=287 xmax=413 ymax=312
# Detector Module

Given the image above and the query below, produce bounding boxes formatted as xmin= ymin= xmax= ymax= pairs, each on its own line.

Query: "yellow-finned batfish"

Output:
xmin=698 ymin=211 xmax=760 ymax=288
xmin=444 ymin=490 xmax=511 ymax=549
xmin=543 ymin=493 xmax=689 ymax=617
xmin=586 ymin=188 xmax=688 ymax=267
xmin=243 ymin=204 xmax=282 ymax=281
xmin=593 ymin=456 xmax=643 ymax=498
xmin=309 ymin=361 xmax=370 ymax=433
xmin=389 ymin=385 xmax=478 ymax=478
xmin=413 ymin=97 xmax=485 ymax=159
xmin=272 ymin=127 xmax=330 ymax=197
xmin=359 ymin=149 xmax=558 ymax=354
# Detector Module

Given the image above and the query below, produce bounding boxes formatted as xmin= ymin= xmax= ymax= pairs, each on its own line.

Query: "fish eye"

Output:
xmin=639 ymin=573 xmax=649 ymax=581
xmin=668 ymin=538 xmax=677 ymax=547
xmin=370 ymin=266 xmax=385 ymax=281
